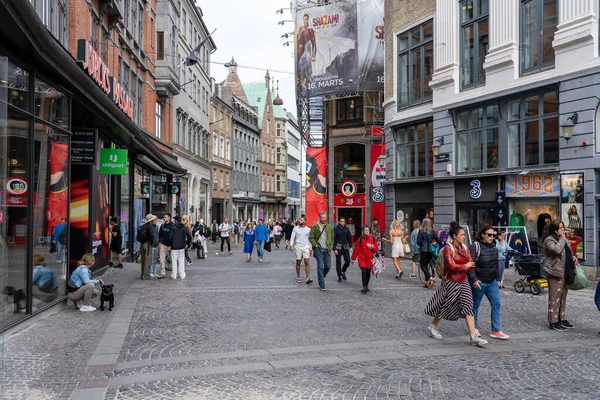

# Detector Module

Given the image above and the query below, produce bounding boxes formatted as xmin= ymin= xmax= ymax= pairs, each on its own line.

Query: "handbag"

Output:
xmin=264 ymin=240 xmax=272 ymax=252
xmin=568 ymin=265 xmax=589 ymax=290
xmin=403 ymin=243 xmax=411 ymax=255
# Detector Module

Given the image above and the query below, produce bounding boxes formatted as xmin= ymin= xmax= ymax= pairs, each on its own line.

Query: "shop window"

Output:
xmin=520 ymin=0 xmax=557 ymax=75
xmin=460 ymin=0 xmax=489 ymax=89
xmin=455 ymin=106 xmax=499 ymax=172
xmin=337 ymin=98 xmax=363 ymax=122
xmin=393 ymin=121 xmax=434 ymax=179
xmin=397 ymin=19 xmax=433 ymax=106
xmin=4 ymin=60 xmax=30 ymax=111
xmin=334 ymin=143 xmax=366 ymax=194
xmin=34 ymin=77 xmax=70 ymax=129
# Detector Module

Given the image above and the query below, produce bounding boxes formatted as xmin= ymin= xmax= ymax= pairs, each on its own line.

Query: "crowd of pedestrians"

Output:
xmin=82 ymin=211 xmax=593 ymax=340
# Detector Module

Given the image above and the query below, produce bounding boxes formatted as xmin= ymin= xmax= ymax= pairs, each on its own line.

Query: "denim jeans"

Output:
xmin=595 ymin=281 xmax=600 ymax=313
xmin=150 ymin=247 xmax=158 ymax=275
xmin=56 ymin=241 xmax=64 ymax=262
xmin=256 ymin=240 xmax=265 ymax=259
xmin=472 ymin=280 xmax=501 ymax=332
xmin=314 ymin=248 xmax=331 ymax=289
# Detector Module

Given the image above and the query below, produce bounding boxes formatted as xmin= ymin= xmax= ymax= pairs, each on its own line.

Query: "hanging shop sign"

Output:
xmin=168 ymin=182 xmax=181 ymax=195
xmin=370 ymin=126 xmax=384 ymax=137
xmin=505 ymin=172 xmax=560 ymax=197
xmin=141 ymin=182 xmax=150 ymax=195
xmin=99 ymin=149 xmax=128 ymax=175
xmin=560 ymin=173 xmax=584 ymax=259
xmin=340 ymin=180 xmax=357 ymax=198
xmin=71 ymin=129 xmax=97 ymax=164
xmin=76 ymin=40 xmax=134 ymax=120
xmin=154 ymin=183 xmax=167 ymax=194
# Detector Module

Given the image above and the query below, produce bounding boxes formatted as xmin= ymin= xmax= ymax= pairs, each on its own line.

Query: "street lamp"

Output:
xmin=377 ymin=154 xmax=386 ymax=168
xmin=432 ymin=137 xmax=444 ymax=157
xmin=561 ymin=112 xmax=578 ymax=142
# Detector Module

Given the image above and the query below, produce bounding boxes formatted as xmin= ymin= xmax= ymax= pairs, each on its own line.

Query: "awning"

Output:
xmin=1 ymin=0 xmax=186 ymax=176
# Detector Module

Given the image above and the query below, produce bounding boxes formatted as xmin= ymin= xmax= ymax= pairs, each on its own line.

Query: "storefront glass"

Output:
xmin=334 ymin=143 xmax=366 ymax=193
xmin=133 ymin=165 xmax=150 ymax=249
xmin=120 ymin=159 xmax=131 ymax=257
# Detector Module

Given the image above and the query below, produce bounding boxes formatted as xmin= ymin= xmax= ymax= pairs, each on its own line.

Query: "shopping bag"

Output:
xmin=264 ymin=240 xmax=272 ymax=252
xmin=568 ymin=265 xmax=589 ymax=290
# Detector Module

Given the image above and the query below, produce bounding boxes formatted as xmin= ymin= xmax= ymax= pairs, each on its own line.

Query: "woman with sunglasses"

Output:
xmin=468 ymin=224 xmax=510 ymax=340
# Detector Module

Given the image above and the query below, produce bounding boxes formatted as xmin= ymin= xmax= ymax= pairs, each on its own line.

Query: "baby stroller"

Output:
xmin=513 ymin=253 xmax=547 ymax=295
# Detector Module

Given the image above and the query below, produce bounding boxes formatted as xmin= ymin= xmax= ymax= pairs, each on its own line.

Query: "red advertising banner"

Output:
xmin=305 ymin=146 xmax=328 ymax=226
xmin=47 ymin=142 xmax=69 ymax=234
xmin=370 ymin=143 xmax=386 ymax=231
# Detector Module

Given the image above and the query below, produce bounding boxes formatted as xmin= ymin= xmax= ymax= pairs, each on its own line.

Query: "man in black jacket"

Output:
xmin=284 ymin=220 xmax=295 ymax=249
xmin=334 ymin=217 xmax=353 ymax=282
xmin=468 ymin=224 xmax=509 ymax=340
xmin=158 ymin=213 xmax=174 ymax=279
xmin=140 ymin=214 xmax=158 ymax=280
xmin=169 ymin=215 xmax=192 ymax=280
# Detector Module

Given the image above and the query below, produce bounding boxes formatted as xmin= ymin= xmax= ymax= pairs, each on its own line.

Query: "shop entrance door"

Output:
xmin=336 ymin=207 xmax=363 ymax=242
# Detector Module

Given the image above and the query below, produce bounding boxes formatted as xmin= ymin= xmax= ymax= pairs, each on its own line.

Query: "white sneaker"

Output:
xmin=474 ymin=328 xmax=481 ymax=338
xmin=80 ymin=305 xmax=96 ymax=312
xmin=470 ymin=333 xmax=488 ymax=347
xmin=428 ymin=324 xmax=443 ymax=340
xmin=149 ymin=273 xmax=156 ymax=278
xmin=186 ymin=261 xmax=193 ymax=266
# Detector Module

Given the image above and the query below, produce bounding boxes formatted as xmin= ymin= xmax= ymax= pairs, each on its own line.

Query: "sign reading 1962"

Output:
xmin=506 ymin=172 xmax=559 ymax=197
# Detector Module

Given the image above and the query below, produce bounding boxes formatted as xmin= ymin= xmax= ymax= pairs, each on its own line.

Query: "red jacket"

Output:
xmin=443 ymin=242 xmax=473 ymax=282
xmin=351 ymin=235 xmax=378 ymax=269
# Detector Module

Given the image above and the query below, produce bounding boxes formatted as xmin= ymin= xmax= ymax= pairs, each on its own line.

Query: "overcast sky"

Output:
xmin=198 ymin=1 xmax=297 ymax=116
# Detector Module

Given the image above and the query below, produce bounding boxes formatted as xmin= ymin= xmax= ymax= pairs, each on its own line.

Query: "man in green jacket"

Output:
xmin=309 ymin=211 xmax=334 ymax=291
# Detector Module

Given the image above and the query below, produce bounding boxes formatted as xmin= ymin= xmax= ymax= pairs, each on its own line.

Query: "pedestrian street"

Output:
xmin=4 ymin=240 xmax=600 ymax=400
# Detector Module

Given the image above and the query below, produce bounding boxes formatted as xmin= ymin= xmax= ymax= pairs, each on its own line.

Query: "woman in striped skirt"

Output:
xmin=424 ymin=222 xmax=488 ymax=347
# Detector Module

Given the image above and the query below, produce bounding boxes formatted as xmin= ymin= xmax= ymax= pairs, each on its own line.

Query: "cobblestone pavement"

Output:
xmin=3 ymin=241 xmax=600 ymax=399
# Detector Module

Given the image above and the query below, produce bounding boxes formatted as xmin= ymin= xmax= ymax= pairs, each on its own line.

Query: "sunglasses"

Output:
xmin=485 ymin=232 xmax=496 ymax=237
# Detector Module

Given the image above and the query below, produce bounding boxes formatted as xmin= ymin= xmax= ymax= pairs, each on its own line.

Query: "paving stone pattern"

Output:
xmin=2 ymin=241 xmax=600 ymax=399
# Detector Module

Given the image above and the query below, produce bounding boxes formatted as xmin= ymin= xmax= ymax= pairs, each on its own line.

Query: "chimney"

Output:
xmin=229 ymin=57 xmax=238 ymax=75
xmin=265 ymin=70 xmax=271 ymax=89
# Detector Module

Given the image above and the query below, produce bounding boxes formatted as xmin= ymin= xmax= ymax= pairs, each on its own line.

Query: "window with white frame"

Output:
xmin=212 ymin=133 xmax=218 ymax=161
xmin=226 ymin=139 xmax=230 ymax=164
xmin=155 ymin=102 xmax=162 ymax=139
xmin=460 ymin=0 xmax=489 ymax=89
xmin=520 ymin=0 xmax=557 ymax=75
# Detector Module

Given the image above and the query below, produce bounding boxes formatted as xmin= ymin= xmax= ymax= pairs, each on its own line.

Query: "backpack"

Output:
xmin=58 ymin=229 xmax=67 ymax=245
xmin=234 ymin=224 xmax=240 ymax=234
xmin=436 ymin=243 xmax=466 ymax=279
xmin=136 ymin=224 xmax=149 ymax=243
xmin=199 ymin=225 xmax=210 ymax=238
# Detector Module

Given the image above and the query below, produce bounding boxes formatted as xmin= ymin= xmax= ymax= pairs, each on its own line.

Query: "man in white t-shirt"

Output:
xmin=219 ymin=217 xmax=232 ymax=255
xmin=290 ymin=217 xmax=313 ymax=284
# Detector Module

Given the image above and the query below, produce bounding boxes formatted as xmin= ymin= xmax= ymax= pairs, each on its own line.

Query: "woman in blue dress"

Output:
xmin=243 ymin=223 xmax=256 ymax=262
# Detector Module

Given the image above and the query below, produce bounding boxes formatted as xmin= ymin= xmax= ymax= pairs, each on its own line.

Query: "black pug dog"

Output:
xmin=100 ymin=284 xmax=115 ymax=311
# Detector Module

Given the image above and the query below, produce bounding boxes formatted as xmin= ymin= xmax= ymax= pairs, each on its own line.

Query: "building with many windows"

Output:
xmin=210 ymin=83 xmax=234 ymax=223
xmin=384 ymin=0 xmax=600 ymax=269
xmin=222 ymin=60 xmax=261 ymax=222
xmin=274 ymin=104 xmax=288 ymax=219
xmin=285 ymin=112 xmax=303 ymax=221
xmin=243 ymin=74 xmax=279 ymax=221
xmin=157 ymin=1 xmax=215 ymax=223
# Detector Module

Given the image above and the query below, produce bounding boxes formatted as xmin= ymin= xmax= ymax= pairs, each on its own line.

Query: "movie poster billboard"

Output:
xmin=295 ymin=2 xmax=359 ymax=98
xmin=305 ymin=147 xmax=327 ymax=227
xmin=47 ymin=141 xmax=69 ymax=235
xmin=70 ymin=165 xmax=90 ymax=266
xmin=357 ymin=0 xmax=384 ymax=91
xmin=370 ymin=143 xmax=385 ymax=231
xmin=560 ymin=173 xmax=584 ymax=259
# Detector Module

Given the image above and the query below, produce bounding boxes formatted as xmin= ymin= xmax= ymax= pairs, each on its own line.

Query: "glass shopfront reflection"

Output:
xmin=0 ymin=55 xmax=71 ymax=328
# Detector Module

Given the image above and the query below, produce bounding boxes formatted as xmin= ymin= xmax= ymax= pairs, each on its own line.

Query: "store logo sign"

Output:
xmin=470 ymin=180 xmax=482 ymax=199
xmin=76 ymin=39 xmax=134 ymax=120
xmin=6 ymin=178 xmax=27 ymax=196
xmin=99 ymin=149 xmax=128 ymax=175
